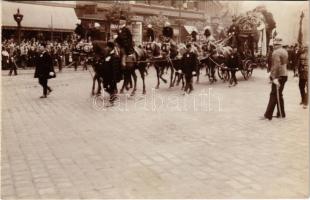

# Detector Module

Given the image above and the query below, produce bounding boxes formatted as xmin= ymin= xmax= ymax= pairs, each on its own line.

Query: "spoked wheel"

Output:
xmin=218 ymin=64 xmax=230 ymax=82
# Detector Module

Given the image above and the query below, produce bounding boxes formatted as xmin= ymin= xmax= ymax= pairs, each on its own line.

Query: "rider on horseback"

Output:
xmin=114 ymin=16 xmax=134 ymax=67
xmin=162 ymin=21 xmax=178 ymax=59
xmin=202 ymin=26 xmax=216 ymax=54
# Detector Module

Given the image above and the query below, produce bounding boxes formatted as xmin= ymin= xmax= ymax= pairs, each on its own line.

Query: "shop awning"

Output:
xmin=184 ymin=25 xmax=198 ymax=34
xmin=1 ymin=1 xmax=78 ymax=31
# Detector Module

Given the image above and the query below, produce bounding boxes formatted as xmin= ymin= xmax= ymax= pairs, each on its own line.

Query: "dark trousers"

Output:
xmin=230 ymin=68 xmax=237 ymax=84
xmin=264 ymin=76 xmax=287 ymax=119
xmin=299 ymin=78 xmax=308 ymax=105
xmin=38 ymin=78 xmax=51 ymax=96
xmin=184 ymin=73 xmax=193 ymax=93
xmin=9 ymin=64 xmax=17 ymax=76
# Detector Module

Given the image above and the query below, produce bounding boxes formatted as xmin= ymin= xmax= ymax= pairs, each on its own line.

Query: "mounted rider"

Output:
xmin=227 ymin=17 xmax=240 ymax=49
xmin=202 ymin=26 xmax=216 ymax=54
xmin=114 ymin=16 xmax=135 ymax=67
xmin=162 ymin=21 xmax=178 ymax=59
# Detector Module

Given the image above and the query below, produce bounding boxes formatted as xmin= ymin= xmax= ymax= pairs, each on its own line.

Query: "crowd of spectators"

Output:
xmin=1 ymin=37 xmax=83 ymax=74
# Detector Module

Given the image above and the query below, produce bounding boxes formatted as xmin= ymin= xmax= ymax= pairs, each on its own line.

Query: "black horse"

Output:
xmin=145 ymin=42 xmax=179 ymax=89
xmin=120 ymin=46 xmax=148 ymax=95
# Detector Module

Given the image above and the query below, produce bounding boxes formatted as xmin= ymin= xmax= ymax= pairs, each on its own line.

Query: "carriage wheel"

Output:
xmin=223 ymin=69 xmax=230 ymax=82
xmin=217 ymin=64 xmax=225 ymax=80
xmin=218 ymin=64 xmax=230 ymax=82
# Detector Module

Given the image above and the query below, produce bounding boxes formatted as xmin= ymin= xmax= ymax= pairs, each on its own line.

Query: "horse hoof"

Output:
xmin=155 ymin=86 xmax=159 ymax=89
xmin=142 ymin=91 xmax=146 ymax=95
xmin=130 ymin=92 xmax=135 ymax=96
xmin=120 ymin=90 xmax=124 ymax=94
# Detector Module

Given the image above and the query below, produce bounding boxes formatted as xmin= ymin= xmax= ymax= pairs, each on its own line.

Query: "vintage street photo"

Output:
xmin=1 ymin=0 xmax=309 ymax=199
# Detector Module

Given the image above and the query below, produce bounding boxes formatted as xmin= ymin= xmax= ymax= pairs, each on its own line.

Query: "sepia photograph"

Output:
xmin=1 ymin=0 xmax=309 ymax=199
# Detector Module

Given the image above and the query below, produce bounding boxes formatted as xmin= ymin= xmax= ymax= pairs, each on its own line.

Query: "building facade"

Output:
xmin=75 ymin=0 xmax=229 ymax=44
xmin=1 ymin=1 xmax=78 ymax=41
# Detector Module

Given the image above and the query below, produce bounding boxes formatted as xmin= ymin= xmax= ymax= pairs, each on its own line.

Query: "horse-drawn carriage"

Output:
xmin=200 ymin=9 xmax=273 ymax=83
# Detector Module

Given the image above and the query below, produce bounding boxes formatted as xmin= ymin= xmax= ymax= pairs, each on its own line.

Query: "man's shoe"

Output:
xmin=40 ymin=95 xmax=47 ymax=98
xmin=303 ymin=105 xmax=308 ymax=109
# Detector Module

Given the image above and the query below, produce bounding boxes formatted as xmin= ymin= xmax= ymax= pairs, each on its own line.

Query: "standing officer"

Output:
xmin=115 ymin=16 xmax=134 ymax=67
xmin=34 ymin=43 xmax=56 ymax=98
xmin=298 ymin=45 xmax=308 ymax=108
xmin=182 ymin=43 xmax=198 ymax=94
xmin=263 ymin=38 xmax=288 ymax=120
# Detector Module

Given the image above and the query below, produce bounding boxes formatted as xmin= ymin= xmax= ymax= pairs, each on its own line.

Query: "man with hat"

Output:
xmin=34 ymin=43 xmax=56 ymax=98
xmin=297 ymin=45 xmax=308 ymax=108
xmin=181 ymin=43 xmax=198 ymax=94
xmin=263 ymin=38 xmax=288 ymax=120
xmin=115 ymin=16 xmax=134 ymax=67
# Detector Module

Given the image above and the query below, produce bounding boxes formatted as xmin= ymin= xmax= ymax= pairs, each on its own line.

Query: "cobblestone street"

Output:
xmin=1 ymin=67 xmax=309 ymax=199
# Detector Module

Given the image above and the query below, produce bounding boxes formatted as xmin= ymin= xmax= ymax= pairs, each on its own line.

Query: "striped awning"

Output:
xmin=2 ymin=1 xmax=78 ymax=31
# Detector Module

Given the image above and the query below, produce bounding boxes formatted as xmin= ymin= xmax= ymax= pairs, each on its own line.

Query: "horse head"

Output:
xmin=145 ymin=42 xmax=161 ymax=58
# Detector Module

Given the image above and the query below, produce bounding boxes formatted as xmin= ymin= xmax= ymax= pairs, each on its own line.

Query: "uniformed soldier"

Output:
xmin=191 ymin=30 xmax=198 ymax=42
xmin=115 ymin=16 xmax=134 ymax=67
xmin=203 ymin=26 xmax=216 ymax=51
xmin=182 ymin=43 xmax=198 ymax=94
xmin=162 ymin=21 xmax=178 ymax=59
xmin=263 ymin=38 xmax=288 ymax=120
xmin=298 ymin=45 xmax=308 ymax=108
xmin=162 ymin=21 xmax=174 ymax=42
xmin=146 ymin=24 xmax=155 ymax=42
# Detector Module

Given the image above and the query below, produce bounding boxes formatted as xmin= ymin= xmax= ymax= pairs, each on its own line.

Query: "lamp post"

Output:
xmin=13 ymin=8 xmax=23 ymax=45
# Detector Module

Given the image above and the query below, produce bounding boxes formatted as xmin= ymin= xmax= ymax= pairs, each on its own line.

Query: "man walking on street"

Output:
xmin=182 ymin=44 xmax=198 ymax=94
xmin=34 ymin=43 xmax=56 ymax=98
xmin=263 ymin=38 xmax=288 ymax=120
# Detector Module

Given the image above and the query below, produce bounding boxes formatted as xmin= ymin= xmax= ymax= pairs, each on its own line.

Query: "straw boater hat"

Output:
xmin=147 ymin=24 xmax=152 ymax=28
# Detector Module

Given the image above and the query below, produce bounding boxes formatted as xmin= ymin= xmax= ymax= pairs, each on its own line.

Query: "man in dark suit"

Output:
xmin=103 ymin=41 xmax=122 ymax=103
xmin=182 ymin=44 xmax=198 ymax=94
xmin=34 ymin=43 xmax=56 ymax=98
